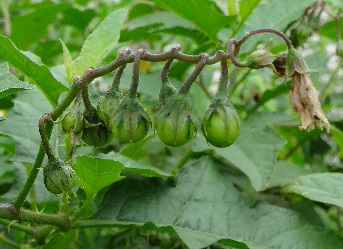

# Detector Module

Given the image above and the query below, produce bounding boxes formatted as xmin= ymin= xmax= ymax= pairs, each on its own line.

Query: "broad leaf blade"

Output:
xmin=0 ymin=62 xmax=32 ymax=99
xmin=73 ymin=155 xmax=125 ymax=196
xmin=60 ymin=39 xmax=76 ymax=86
xmin=93 ymin=157 xmax=343 ymax=249
xmin=0 ymin=88 xmax=55 ymax=163
xmin=74 ymin=8 xmax=128 ymax=74
xmin=0 ymin=35 xmax=68 ymax=106
xmin=284 ymin=173 xmax=343 ymax=209
xmin=150 ymin=0 xmax=232 ymax=41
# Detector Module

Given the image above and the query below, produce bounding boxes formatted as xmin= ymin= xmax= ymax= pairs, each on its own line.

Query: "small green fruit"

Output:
xmin=110 ymin=95 xmax=151 ymax=144
xmin=156 ymin=113 xmax=195 ymax=147
xmin=203 ymin=95 xmax=240 ymax=148
xmin=203 ymin=111 xmax=240 ymax=147
xmin=156 ymin=94 xmax=198 ymax=147
xmin=62 ymin=111 xmax=84 ymax=134
xmin=43 ymin=158 xmax=75 ymax=195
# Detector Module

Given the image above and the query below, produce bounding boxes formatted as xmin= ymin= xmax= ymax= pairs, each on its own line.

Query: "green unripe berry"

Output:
xmin=111 ymin=114 xmax=149 ymax=144
xmin=203 ymin=111 xmax=240 ymax=147
xmin=62 ymin=111 xmax=84 ymax=134
xmin=156 ymin=113 xmax=196 ymax=147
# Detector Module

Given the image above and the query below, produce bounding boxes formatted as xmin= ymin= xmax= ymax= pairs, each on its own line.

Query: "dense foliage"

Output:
xmin=0 ymin=0 xmax=343 ymax=248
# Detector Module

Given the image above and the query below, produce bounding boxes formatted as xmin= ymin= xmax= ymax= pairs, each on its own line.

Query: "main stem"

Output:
xmin=13 ymin=78 xmax=82 ymax=211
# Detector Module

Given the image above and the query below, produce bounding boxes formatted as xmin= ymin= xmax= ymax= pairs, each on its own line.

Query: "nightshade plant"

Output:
xmin=0 ymin=1 xmax=343 ymax=249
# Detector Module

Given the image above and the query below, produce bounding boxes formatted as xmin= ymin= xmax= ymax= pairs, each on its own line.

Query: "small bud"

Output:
xmin=62 ymin=110 xmax=84 ymax=134
xmin=202 ymin=96 xmax=240 ymax=147
xmin=43 ymin=158 xmax=75 ymax=195
xmin=245 ymin=49 xmax=279 ymax=69
xmin=156 ymin=94 xmax=198 ymax=147
xmin=110 ymin=95 xmax=151 ymax=144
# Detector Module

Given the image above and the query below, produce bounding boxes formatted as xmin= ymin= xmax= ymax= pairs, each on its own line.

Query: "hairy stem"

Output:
xmin=129 ymin=49 xmax=145 ymax=97
xmin=39 ymin=114 xmax=55 ymax=160
xmin=0 ymin=204 xmax=70 ymax=230
xmin=217 ymin=53 xmax=229 ymax=96
xmin=179 ymin=53 xmax=209 ymax=94
xmin=0 ymin=218 xmax=34 ymax=234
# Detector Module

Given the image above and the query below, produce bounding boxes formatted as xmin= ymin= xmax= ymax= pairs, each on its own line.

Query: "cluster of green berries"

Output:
xmin=61 ymin=69 xmax=240 ymax=149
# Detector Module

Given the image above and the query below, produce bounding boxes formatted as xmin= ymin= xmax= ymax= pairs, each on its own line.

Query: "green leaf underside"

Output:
xmin=193 ymin=112 xmax=287 ymax=191
xmin=0 ymin=88 xmax=56 ymax=164
xmin=0 ymin=35 xmax=68 ymax=106
xmin=150 ymin=0 xmax=231 ymax=41
xmin=92 ymin=157 xmax=343 ymax=249
xmin=73 ymin=155 xmax=125 ymax=197
xmin=74 ymin=8 xmax=128 ymax=75
xmin=0 ymin=62 xmax=32 ymax=99
xmin=284 ymin=173 xmax=343 ymax=209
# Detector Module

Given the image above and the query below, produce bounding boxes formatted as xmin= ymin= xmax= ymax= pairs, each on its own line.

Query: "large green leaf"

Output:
xmin=73 ymin=155 xmax=125 ymax=197
xmin=0 ymin=62 xmax=32 ymax=99
xmin=284 ymin=173 xmax=343 ymax=209
xmin=74 ymin=8 xmax=128 ymax=75
xmin=150 ymin=0 xmax=232 ymax=41
xmin=92 ymin=157 xmax=343 ymax=249
xmin=0 ymin=35 xmax=68 ymax=106
xmin=10 ymin=3 xmax=68 ymax=50
xmin=192 ymin=112 xmax=287 ymax=191
xmin=0 ymin=88 xmax=55 ymax=163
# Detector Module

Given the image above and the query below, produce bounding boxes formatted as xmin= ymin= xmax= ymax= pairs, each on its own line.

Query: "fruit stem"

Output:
xmin=129 ymin=49 xmax=145 ymax=97
xmin=217 ymin=52 xmax=229 ymax=97
xmin=111 ymin=64 xmax=127 ymax=91
xmin=179 ymin=53 xmax=209 ymax=94
xmin=161 ymin=59 xmax=174 ymax=84
xmin=39 ymin=113 xmax=56 ymax=160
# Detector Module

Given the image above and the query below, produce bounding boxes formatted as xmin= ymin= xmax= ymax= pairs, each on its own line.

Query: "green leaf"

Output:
xmin=103 ymin=152 xmax=171 ymax=177
xmin=331 ymin=125 xmax=343 ymax=157
xmin=239 ymin=0 xmax=261 ymax=22
xmin=234 ymin=0 xmax=317 ymax=50
xmin=150 ymin=0 xmax=232 ymax=41
xmin=248 ymin=80 xmax=291 ymax=114
xmin=74 ymin=8 xmax=128 ymax=75
xmin=43 ymin=230 xmax=77 ymax=249
xmin=60 ymin=39 xmax=76 ymax=86
xmin=10 ymin=3 xmax=68 ymax=50
xmin=93 ymin=157 xmax=343 ymax=249
xmin=0 ymin=62 xmax=32 ymax=99
xmin=0 ymin=35 xmax=68 ymax=106
xmin=193 ymin=112 xmax=286 ymax=191
xmin=268 ymin=161 xmax=306 ymax=188
xmin=284 ymin=173 xmax=343 ymax=209
xmin=73 ymin=155 xmax=125 ymax=197
xmin=0 ymin=88 xmax=55 ymax=163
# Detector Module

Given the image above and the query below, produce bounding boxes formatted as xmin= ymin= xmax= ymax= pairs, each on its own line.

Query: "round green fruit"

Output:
xmin=82 ymin=125 xmax=112 ymax=147
xmin=203 ymin=111 xmax=240 ymax=148
xmin=111 ymin=115 xmax=149 ymax=144
xmin=156 ymin=114 xmax=196 ymax=147
xmin=62 ymin=112 xmax=84 ymax=134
